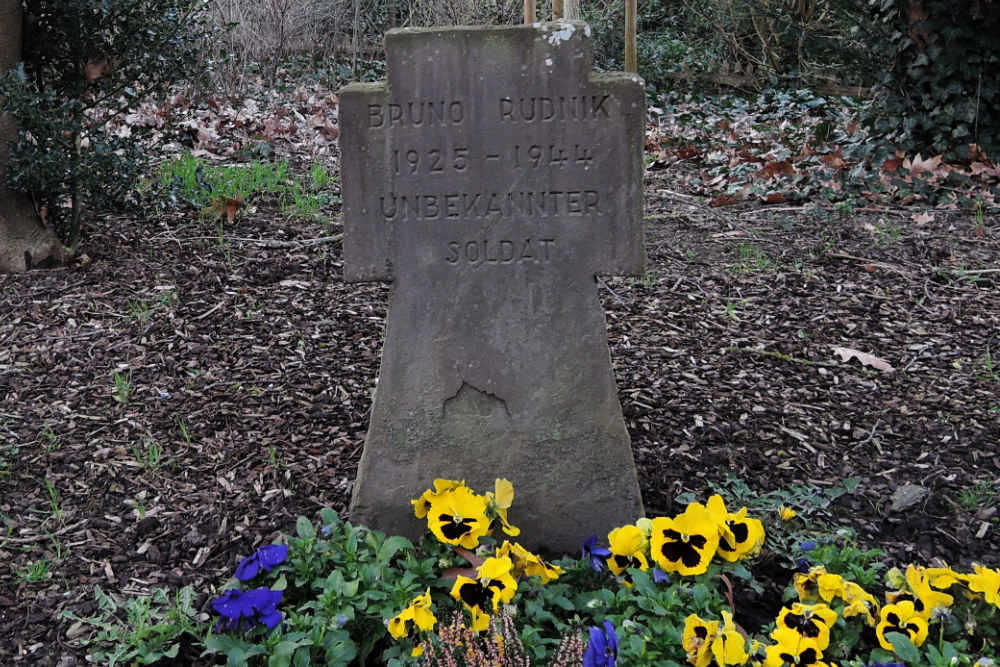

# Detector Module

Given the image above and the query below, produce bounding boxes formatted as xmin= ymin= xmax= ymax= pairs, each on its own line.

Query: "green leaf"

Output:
xmin=886 ymin=631 xmax=921 ymax=664
xmin=377 ymin=535 xmax=413 ymax=564
xmin=296 ymin=516 xmax=315 ymax=539
xmin=268 ymin=638 xmax=314 ymax=667
xmin=319 ymin=507 xmax=341 ymax=530
xmin=226 ymin=648 xmax=249 ymax=667
xmin=324 ymin=634 xmax=358 ymax=666
xmin=552 ymin=595 xmax=576 ymax=611
xmin=843 ymin=477 xmax=861 ymax=493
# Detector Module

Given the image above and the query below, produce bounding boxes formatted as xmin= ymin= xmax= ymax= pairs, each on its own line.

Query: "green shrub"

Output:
xmin=594 ymin=0 xmax=892 ymax=93
xmin=0 ymin=0 xmax=212 ymax=249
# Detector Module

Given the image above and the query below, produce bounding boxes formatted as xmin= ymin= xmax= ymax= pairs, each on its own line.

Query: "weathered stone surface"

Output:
xmin=340 ymin=21 xmax=646 ymax=554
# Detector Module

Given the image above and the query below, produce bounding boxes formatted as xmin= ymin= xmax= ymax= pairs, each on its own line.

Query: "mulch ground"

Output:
xmin=1 ymin=155 xmax=999 ymax=665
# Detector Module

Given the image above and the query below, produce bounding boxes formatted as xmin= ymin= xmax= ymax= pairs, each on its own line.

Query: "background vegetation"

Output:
xmin=1 ymin=0 xmax=997 ymax=251
xmin=0 ymin=0 xmax=211 ymax=249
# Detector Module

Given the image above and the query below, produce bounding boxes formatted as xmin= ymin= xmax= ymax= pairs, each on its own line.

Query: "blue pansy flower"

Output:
xmin=653 ymin=567 xmax=670 ymax=584
xmin=582 ymin=535 xmax=612 ymax=573
xmin=234 ymin=544 xmax=288 ymax=581
xmin=583 ymin=620 xmax=618 ymax=667
xmin=212 ymin=587 xmax=284 ymax=631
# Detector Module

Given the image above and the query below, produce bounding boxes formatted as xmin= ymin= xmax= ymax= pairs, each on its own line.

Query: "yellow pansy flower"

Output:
xmin=886 ymin=564 xmax=954 ymax=620
xmin=651 ymin=502 xmax=721 ymax=576
xmin=764 ymin=629 xmax=830 ymax=667
xmin=497 ymin=541 xmax=562 ymax=584
xmin=707 ymin=495 xmax=765 ymax=563
xmin=840 ymin=581 xmax=879 ymax=626
xmin=484 ymin=478 xmax=520 ymax=537
xmin=773 ymin=603 xmax=837 ymax=651
xmin=388 ymin=589 xmax=437 ymax=640
xmin=876 ymin=600 xmax=929 ymax=650
xmin=924 ymin=565 xmax=967 ymax=590
xmin=682 ymin=614 xmax=719 ymax=667
xmin=412 ymin=478 xmax=465 ymax=519
xmin=427 ymin=485 xmax=490 ymax=549
xmin=793 ymin=566 xmax=827 ymax=602
xmin=477 ymin=556 xmax=518 ymax=610
xmin=451 ymin=557 xmax=519 ymax=633
xmin=778 ymin=506 xmax=797 ymax=521
xmin=967 ymin=564 xmax=1000 ymax=606
xmin=712 ymin=610 xmax=750 ymax=666
xmin=816 ymin=572 xmax=844 ymax=603
xmin=607 ymin=524 xmax=650 ymax=586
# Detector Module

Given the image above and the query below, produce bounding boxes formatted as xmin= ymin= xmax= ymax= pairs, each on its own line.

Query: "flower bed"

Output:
xmin=63 ymin=479 xmax=1000 ymax=666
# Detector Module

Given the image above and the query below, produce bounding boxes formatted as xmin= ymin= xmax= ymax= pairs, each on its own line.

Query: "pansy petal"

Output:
xmin=259 ymin=607 xmax=283 ymax=630
xmin=212 ymin=589 xmax=249 ymax=619
xmin=234 ymin=556 xmax=261 ymax=581
xmin=603 ymin=620 xmax=619 ymax=654
xmin=493 ymin=478 xmax=514 ymax=509
xmin=258 ymin=544 xmax=288 ymax=569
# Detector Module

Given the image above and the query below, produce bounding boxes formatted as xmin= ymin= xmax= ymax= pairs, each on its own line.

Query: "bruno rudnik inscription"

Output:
xmin=339 ymin=21 xmax=646 ymax=553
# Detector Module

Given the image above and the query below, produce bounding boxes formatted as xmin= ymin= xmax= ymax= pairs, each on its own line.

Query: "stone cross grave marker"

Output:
xmin=340 ymin=21 xmax=646 ymax=553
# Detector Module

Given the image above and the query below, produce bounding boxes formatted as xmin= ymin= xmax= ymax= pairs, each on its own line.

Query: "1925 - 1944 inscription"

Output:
xmin=340 ymin=21 xmax=646 ymax=553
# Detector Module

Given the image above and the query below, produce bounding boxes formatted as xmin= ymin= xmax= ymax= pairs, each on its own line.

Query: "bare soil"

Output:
xmin=1 ymin=163 xmax=999 ymax=665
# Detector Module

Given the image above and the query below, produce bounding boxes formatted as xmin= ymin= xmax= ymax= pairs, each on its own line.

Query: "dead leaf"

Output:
xmin=710 ymin=193 xmax=743 ymax=207
xmin=971 ymin=162 xmax=1000 ymax=177
xmin=969 ymin=143 xmax=993 ymax=166
xmin=441 ymin=566 xmax=477 ymax=581
xmin=65 ymin=620 xmax=87 ymax=640
xmin=759 ymin=160 xmax=795 ymax=180
xmin=84 ymin=59 xmax=110 ymax=83
xmin=911 ymin=212 xmax=934 ymax=225
xmin=453 ymin=546 xmax=484 ymax=568
xmin=830 ymin=346 xmax=895 ymax=373
xmin=441 ymin=546 xmax=483 ymax=581
xmin=821 ymin=148 xmax=847 ymax=170
xmin=890 ymin=484 xmax=927 ymax=512
xmin=904 ymin=153 xmax=944 ymax=177
xmin=210 ymin=194 xmax=247 ymax=223
xmin=883 ymin=156 xmax=904 ymax=172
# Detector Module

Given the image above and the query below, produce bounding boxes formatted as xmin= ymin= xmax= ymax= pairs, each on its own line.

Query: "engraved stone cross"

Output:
xmin=340 ymin=21 xmax=646 ymax=553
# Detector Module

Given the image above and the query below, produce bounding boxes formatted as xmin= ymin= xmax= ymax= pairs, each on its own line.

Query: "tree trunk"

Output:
xmin=0 ymin=0 xmax=68 ymax=273
xmin=562 ymin=0 xmax=580 ymax=20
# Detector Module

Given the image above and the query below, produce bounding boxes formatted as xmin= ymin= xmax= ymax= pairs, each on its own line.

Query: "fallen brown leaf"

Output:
xmin=209 ymin=193 xmax=247 ymax=223
xmin=830 ymin=345 xmax=895 ymax=373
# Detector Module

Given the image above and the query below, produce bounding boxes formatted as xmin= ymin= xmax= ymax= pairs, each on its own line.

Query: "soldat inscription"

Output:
xmin=446 ymin=238 xmax=555 ymax=266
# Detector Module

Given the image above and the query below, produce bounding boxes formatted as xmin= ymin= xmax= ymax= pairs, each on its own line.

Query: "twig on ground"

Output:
xmin=3 ymin=520 xmax=90 ymax=545
xmin=903 ymin=344 xmax=933 ymax=372
xmin=597 ymin=277 xmax=630 ymax=306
